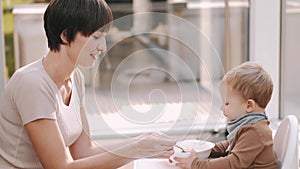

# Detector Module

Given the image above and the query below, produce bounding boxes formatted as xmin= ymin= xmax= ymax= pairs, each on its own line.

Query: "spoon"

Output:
xmin=175 ymin=145 xmax=186 ymax=153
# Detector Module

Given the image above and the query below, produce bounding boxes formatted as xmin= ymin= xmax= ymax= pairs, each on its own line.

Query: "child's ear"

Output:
xmin=246 ymin=99 xmax=256 ymax=113
xmin=60 ymin=30 xmax=68 ymax=44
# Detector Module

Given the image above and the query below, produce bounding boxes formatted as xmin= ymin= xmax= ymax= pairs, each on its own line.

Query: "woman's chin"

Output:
xmin=78 ymin=61 xmax=96 ymax=69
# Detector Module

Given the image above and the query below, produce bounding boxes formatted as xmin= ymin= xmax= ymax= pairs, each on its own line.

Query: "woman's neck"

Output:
xmin=43 ymin=51 xmax=76 ymax=88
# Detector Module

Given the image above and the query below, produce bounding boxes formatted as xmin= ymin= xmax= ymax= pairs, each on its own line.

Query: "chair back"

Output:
xmin=274 ymin=115 xmax=299 ymax=169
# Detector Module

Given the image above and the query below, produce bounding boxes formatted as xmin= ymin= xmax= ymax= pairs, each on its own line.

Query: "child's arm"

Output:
xmin=176 ymin=125 xmax=276 ymax=169
xmin=191 ymin=128 xmax=264 ymax=169
xmin=172 ymin=141 xmax=229 ymax=169
xmin=173 ymin=150 xmax=198 ymax=169
xmin=209 ymin=140 xmax=229 ymax=158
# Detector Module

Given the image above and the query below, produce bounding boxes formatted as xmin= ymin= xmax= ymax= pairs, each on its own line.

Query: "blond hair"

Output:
xmin=221 ymin=62 xmax=273 ymax=108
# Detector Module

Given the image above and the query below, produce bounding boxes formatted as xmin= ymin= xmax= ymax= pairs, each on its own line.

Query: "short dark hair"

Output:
xmin=44 ymin=0 xmax=113 ymax=51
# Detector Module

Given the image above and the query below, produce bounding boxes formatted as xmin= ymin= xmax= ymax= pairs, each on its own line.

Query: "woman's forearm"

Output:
xmin=67 ymin=151 xmax=134 ymax=169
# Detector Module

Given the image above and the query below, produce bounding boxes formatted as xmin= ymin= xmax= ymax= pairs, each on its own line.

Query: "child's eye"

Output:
xmin=225 ymin=102 xmax=229 ymax=106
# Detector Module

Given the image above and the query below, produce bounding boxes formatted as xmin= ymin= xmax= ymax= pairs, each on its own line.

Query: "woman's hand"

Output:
xmin=124 ymin=132 xmax=176 ymax=159
xmin=173 ymin=150 xmax=198 ymax=169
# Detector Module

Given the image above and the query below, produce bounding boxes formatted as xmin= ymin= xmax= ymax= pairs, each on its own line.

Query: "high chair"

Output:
xmin=273 ymin=115 xmax=299 ymax=169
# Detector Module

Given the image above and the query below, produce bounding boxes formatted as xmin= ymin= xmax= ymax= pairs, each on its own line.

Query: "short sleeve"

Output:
xmin=13 ymin=73 xmax=57 ymax=125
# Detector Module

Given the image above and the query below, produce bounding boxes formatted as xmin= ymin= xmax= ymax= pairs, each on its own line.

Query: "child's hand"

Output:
xmin=173 ymin=150 xmax=198 ymax=169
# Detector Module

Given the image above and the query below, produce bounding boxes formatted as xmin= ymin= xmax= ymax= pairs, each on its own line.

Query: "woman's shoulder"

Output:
xmin=8 ymin=59 xmax=55 ymax=91
xmin=10 ymin=59 xmax=44 ymax=83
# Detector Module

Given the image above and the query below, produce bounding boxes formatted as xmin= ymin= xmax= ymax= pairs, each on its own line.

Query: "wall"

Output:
xmin=281 ymin=2 xmax=300 ymax=118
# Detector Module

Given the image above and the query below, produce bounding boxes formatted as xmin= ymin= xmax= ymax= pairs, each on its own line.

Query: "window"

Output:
xmin=0 ymin=0 xmax=284 ymax=139
xmin=87 ymin=0 xmax=250 ymax=139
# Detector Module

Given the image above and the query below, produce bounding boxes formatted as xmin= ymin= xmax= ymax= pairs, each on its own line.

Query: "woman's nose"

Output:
xmin=97 ymin=44 xmax=106 ymax=53
xmin=91 ymin=47 xmax=103 ymax=56
xmin=98 ymin=37 xmax=107 ymax=52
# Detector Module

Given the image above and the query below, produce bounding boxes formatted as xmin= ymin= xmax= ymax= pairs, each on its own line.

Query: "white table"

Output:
xmin=134 ymin=159 xmax=180 ymax=169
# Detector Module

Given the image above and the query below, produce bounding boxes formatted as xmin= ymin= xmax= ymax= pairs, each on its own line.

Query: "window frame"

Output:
xmin=249 ymin=0 xmax=281 ymax=120
xmin=0 ymin=0 xmax=6 ymax=98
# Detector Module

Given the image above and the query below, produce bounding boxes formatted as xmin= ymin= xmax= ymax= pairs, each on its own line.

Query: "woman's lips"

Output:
xmin=90 ymin=54 xmax=97 ymax=60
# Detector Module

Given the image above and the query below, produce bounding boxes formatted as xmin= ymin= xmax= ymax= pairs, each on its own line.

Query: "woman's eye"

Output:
xmin=93 ymin=36 xmax=100 ymax=40
xmin=225 ymin=103 xmax=229 ymax=106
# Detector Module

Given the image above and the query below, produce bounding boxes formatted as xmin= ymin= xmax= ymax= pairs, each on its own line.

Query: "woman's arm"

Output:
xmin=68 ymin=106 xmax=108 ymax=159
xmin=26 ymin=119 xmax=134 ymax=169
xmin=69 ymin=129 xmax=135 ymax=160
xmin=26 ymin=119 xmax=175 ymax=169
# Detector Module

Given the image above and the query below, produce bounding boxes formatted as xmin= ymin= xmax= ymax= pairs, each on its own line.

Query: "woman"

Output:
xmin=0 ymin=0 xmax=175 ymax=168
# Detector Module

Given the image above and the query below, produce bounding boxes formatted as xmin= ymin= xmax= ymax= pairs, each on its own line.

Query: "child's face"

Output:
xmin=220 ymin=84 xmax=248 ymax=121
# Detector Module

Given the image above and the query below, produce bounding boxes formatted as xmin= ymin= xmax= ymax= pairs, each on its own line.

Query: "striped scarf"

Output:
xmin=226 ymin=112 xmax=268 ymax=152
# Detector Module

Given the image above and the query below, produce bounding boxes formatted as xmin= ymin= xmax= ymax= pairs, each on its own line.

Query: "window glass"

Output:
xmin=87 ymin=0 xmax=250 ymax=138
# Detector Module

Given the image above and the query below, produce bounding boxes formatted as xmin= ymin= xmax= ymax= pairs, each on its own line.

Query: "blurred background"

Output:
xmin=0 ymin=0 xmax=299 ymax=145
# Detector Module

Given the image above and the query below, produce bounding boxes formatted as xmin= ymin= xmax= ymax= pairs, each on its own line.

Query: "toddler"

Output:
xmin=174 ymin=62 xmax=278 ymax=169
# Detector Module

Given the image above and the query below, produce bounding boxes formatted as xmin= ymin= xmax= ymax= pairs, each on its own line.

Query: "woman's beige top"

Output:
xmin=0 ymin=58 xmax=86 ymax=168
xmin=192 ymin=120 xmax=278 ymax=169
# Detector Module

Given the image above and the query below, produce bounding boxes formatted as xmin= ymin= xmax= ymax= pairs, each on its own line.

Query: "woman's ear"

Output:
xmin=60 ymin=30 xmax=68 ymax=44
xmin=246 ymin=99 xmax=256 ymax=113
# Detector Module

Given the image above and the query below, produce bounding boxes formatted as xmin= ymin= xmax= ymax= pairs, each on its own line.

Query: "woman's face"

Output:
xmin=72 ymin=31 xmax=107 ymax=68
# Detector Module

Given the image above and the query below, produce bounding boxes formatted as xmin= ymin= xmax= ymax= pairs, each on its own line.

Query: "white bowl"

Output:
xmin=175 ymin=140 xmax=215 ymax=159
xmin=169 ymin=151 xmax=191 ymax=165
